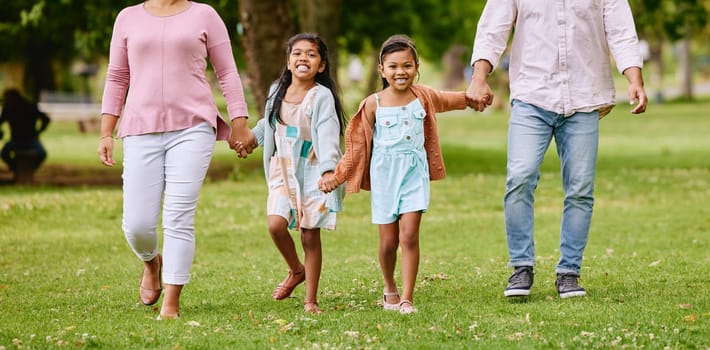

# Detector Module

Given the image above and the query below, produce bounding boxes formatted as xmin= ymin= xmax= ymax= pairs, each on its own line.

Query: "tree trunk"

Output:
xmin=366 ymin=50 xmax=381 ymax=95
xmin=648 ymin=39 xmax=664 ymax=103
xmin=239 ymin=0 xmax=294 ymax=118
xmin=678 ymin=38 xmax=694 ymax=100
xmin=442 ymin=44 xmax=466 ymax=89
xmin=295 ymin=0 xmax=342 ymax=86
xmin=23 ymin=40 xmax=56 ymax=102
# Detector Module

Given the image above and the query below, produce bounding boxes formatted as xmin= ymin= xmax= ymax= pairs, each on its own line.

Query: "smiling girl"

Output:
xmin=248 ymin=33 xmax=346 ymax=314
xmin=319 ymin=34 xmax=472 ymax=314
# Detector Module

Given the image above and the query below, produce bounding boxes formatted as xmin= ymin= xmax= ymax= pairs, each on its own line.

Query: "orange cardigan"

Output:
xmin=333 ymin=84 xmax=468 ymax=193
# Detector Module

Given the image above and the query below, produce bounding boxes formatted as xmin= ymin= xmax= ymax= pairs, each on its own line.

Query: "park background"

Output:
xmin=0 ymin=0 xmax=709 ymax=349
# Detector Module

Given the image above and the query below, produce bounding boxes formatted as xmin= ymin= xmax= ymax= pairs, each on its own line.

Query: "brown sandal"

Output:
xmin=304 ymin=300 xmax=322 ymax=314
xmin=271 ymin=265 xmax=305 ymax=300
xmin=139 ymin=254 xmax=162 ymax=306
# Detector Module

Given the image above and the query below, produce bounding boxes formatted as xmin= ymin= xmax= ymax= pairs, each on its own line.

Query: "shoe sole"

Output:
xmin=399 ymin=308 xmax=417 ymax=314
xmin=504 ymin=289 xmax=531 ymax=297
xmin=383 ymin=303 xmax=400 ymax=311
xmin=559 ymin=290 xmax=587 ymax=298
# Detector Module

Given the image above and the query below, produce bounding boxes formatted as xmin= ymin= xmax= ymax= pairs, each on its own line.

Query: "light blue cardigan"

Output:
xmin=252 ymin=83 xmax=345 ymax=212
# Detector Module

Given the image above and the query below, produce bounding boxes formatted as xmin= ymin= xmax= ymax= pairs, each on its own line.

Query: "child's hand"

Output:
xmin=229 ymin=131 xmax=256 ymax=159
xmin=318 ymin=172 xmax=339 ymax=193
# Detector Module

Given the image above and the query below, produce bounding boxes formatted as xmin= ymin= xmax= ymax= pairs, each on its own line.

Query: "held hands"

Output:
xmin=98 ymin=136 xmax=115 ymax=167
xmin=466 ymin=60 xmax=495 ymax=112
xmin=229 ymin=117 xmax=257 ymax=158
xmin=465 ymin=77 xmax=494 ymax=112
xmin=318 ymin=171 xmax=339 ymax=193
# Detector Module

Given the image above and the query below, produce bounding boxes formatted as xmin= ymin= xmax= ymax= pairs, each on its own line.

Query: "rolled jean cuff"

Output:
xmin=555 ymin=267 xmax=580 ymax=276
xmin=507 ymin=261 xmax=535 ymax=268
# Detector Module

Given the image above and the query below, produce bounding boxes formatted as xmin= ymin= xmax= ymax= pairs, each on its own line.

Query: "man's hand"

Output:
xmin=628 ymin=83 xmax=648 ymax=114
xmin=623 ymin=67 xmax=648 ymax=114
xmin=465 ymin=60 xmax=495 ymax=112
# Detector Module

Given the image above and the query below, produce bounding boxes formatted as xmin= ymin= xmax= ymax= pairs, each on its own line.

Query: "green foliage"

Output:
xmin=0 ymin=101 xmax=709 ymax=349
xmin=339 ymin=0 xmax=419 ymax=53
xmin=661 ymin=0 xmax=708 ymax=40
xmin=631 ymin=0 xmax=708 ymax=41
xmin=409 ymin=0 xmax=484 ymax=61
xmin=0 ymin=0 xmax=241 ymax=61
xmin=0 ymin=0 xmax=139 ymax=61
xmin=0 ymin=0 xmax=240 ymax=96
xmin=339 ymin=0 xmax=485 ymax=60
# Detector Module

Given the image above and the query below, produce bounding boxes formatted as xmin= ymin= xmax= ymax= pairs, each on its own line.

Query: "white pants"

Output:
xmin=122 ymin=123 xmax=215 ymax=285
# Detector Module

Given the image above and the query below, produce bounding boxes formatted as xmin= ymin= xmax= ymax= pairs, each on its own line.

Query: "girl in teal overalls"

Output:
xmin=320 ymin=35 xmax=471 ymax=314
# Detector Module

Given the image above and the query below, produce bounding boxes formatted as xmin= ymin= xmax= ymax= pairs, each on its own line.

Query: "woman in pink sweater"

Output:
xmin=97 ymin=0 xmax=255 ymax=320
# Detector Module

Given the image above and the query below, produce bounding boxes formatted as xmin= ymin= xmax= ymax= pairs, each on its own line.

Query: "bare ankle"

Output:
xmin=304 ymin=300 xmax=321 ymax=314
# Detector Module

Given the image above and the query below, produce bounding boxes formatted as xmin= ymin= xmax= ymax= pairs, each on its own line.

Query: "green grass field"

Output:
xmin=0 ymin=100 xmax=708 ymax=349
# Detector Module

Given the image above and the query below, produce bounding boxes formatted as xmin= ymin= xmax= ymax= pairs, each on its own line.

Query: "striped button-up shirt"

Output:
xmin=471 ymin=0 xmax=643 ymax=116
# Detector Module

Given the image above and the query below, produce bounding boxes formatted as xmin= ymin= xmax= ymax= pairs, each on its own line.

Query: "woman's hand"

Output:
xmin=229 ymin=117 xmax=257 ymax=158
xmin=98 ymin=136 xmax=115 ymax=166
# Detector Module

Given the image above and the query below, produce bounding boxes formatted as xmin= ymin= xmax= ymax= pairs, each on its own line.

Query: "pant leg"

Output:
xmin=30 ymin=140 xmax=47 ymax=170
xmin=122 ymin=134 xmax=166 ymax=263
xmin=554 ymin=111 xmax=599 ymax=275
xmin=504 ymin=100 xmax=555 ymax=267
xmin=1 ymin=141 xmax=16 ymax=171
xmin=161 ymin=123 xmax=215 ymax=285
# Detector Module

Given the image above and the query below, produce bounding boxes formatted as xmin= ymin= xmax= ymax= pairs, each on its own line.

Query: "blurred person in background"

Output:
xmin=0 ymin=88 xmax=50 ymax=175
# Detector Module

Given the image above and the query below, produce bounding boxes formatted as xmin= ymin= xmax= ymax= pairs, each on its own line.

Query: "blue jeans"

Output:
xmin=1 ymin=139 xmax=47 ymax=172
xmin=504 ymin=100 xmax=599 ymax=275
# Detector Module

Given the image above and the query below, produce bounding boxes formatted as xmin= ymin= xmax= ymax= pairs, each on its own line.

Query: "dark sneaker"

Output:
xmin=504 ymin=267 xmax=534 ymax=297
xmin=556 ymin=273 xmax=587 ymax=298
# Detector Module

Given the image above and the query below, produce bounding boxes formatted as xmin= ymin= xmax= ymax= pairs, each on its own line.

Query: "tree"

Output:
xmin=630 ymin=0 xmax=708 ymax=100
xmin=295 ymin=0 xmax=342 ymax=83
xmin=407 ymin=0 xmax=485 ymax=90
xmin=0 ymin=1 xmax=109 ymax=100
xmin=339 ymin=0 xmax=418 ymax=93
xmin=663 ymin=0 xmax=708 ymax=100
xmin=339 ymin=0 xmax=485 ymax=93
xmin=0 ymin=0 xmax=241 ymax=101
xmin=238 ymin=0 xmax=293 ymax=117
xmin=238 ymin=0 xmax=345 ymax=117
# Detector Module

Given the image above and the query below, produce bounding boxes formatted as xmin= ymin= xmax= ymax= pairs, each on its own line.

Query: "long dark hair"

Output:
xmin=378 ymin=34 xmax=420 ymax=89
xmin=267 ymin=33 xmax=346 ymax=135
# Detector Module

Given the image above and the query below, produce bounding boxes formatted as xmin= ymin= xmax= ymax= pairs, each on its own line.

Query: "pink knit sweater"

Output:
xmin=101 ymin=2 xmax=248 ymax=140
